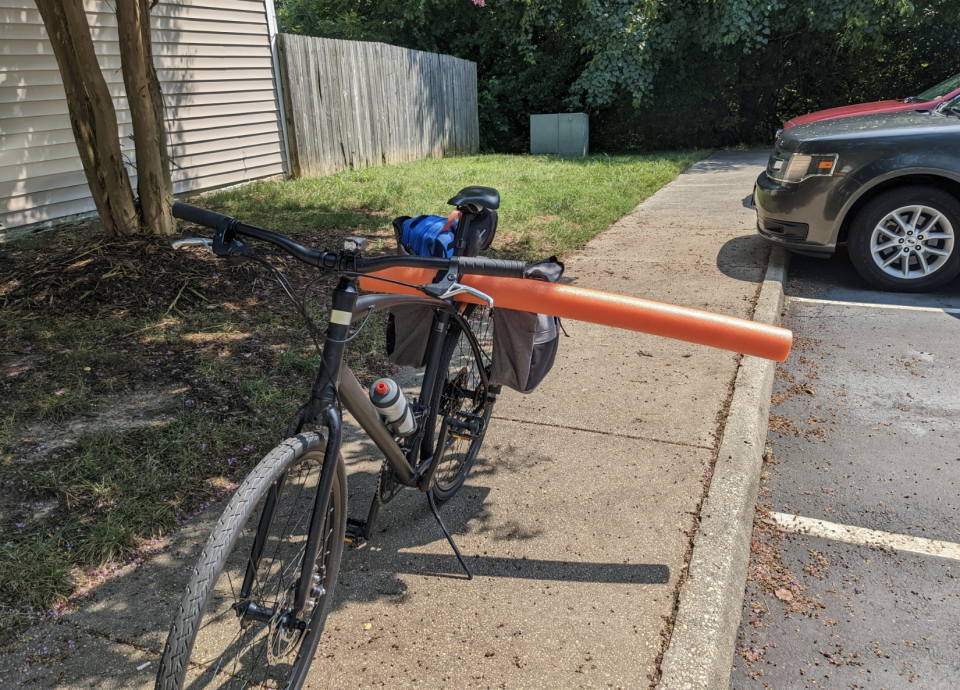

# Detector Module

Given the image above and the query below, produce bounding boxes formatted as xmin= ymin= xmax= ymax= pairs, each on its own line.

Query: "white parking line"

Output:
xmin=789 ymin=296 xmax=960 ymax=314
xmin=790 ymin=296 xmax=959 ymax=312
xmin=771 ymin=512 xmax=960 ymax=561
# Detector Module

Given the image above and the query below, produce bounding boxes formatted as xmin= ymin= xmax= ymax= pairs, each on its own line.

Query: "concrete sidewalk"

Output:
xmin=0 ymin=151 xmax=771 ymax=689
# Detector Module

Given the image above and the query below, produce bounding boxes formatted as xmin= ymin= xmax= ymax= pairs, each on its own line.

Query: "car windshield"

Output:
xmin=938 ymin=96 xmax=960 ymax=116
xmin=908 ymin=72 xmax=960 ymax=102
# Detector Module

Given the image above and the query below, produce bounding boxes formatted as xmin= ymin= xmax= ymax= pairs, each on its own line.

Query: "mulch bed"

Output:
xmin=0 ymin=221 xmax=398 ymax=636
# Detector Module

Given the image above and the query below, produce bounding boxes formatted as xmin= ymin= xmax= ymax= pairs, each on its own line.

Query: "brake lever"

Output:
xmin=172 ymin=238 xmax=213 ymax=252
xmin=437 ymin=283 xmax=494 ymax=308
xmin=172 ymin=234 xmax=257 ymax=265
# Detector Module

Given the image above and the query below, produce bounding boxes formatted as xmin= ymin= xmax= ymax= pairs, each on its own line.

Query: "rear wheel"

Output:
xmin=848 ymin=186 xmax=960 ymax=292
xmin=156 ymin=433 xmax=346 ymax=690
xmin=421 ymin=305 xmax=495 ymax=503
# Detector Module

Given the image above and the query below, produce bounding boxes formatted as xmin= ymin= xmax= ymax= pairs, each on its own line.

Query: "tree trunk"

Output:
xmin=36 ymin=0 xmax=175 ymax=236
xmin=139 ymin=0 xmax=175 ymax=226
xmin=35 ymin=0 xmax=139 ymax=237
xmin=116 ymin=0 xmax=175 ymax=235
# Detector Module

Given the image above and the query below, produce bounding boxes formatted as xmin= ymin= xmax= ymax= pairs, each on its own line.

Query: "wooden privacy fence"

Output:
xmin=277 ymin=34 xmax=480 ymax=178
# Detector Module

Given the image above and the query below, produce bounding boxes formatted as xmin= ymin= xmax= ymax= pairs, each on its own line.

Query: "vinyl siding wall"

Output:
xmin=0 ymin=0 xmax=286 ymax=231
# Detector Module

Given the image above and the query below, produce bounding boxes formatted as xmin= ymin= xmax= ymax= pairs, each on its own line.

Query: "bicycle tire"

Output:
xmin=155 ymin=433 xmax=347 ymax=690
xmin=421 ymin=305 xmax=495 ymax=503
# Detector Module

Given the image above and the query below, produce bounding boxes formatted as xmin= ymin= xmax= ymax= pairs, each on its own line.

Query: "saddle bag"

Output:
xmin=462 ymin=208 xmax=498 ymax=256
xmin=490 ymin=258 xmax=565 ymax=393
xmin=391 ymin=209 xmax=497 ymax=259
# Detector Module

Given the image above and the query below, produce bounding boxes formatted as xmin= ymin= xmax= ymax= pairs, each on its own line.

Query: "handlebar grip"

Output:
xmin=457 ymin=257 xmax=526 ymax=279
xmin=172 ymin=202 xmax=233 ymax=230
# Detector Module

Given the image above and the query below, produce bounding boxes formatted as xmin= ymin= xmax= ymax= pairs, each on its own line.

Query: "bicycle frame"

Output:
xmin=241 ymin=280 xmax=491 ymax=619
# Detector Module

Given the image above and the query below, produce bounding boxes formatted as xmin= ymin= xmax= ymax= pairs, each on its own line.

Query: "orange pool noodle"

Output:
xmin=359 ymin=268 xmax=792 ymax=362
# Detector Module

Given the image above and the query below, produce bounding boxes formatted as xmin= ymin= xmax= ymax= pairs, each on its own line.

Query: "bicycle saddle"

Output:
xmin=448 ymin=186 xmax=500 ymax=211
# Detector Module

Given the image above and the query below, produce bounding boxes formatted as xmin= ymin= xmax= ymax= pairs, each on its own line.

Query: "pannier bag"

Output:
xmin=386 ymin=304 xmax=434 ymax=368
xmin=386 ymin=215 xmax=451 ymax=366
xmin=490 ymin=258 xmax=565 ymax=393
xmin=385 ymin=209 xmax=499 ymax=368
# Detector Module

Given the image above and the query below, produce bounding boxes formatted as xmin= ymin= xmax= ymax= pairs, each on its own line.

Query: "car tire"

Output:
xmin=848 ymin=186 xmax=960 ymax=292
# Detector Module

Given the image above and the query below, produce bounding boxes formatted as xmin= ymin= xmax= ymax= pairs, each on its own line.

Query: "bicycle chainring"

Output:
xmin=376 ymin=462 xmax=403 ymax=505
xmin=440 ymin=368 xmax=470 ymax=416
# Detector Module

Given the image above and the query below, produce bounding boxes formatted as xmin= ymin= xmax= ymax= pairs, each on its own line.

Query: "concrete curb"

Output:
xmin=657 ymin=247 xmax=790 ymax=690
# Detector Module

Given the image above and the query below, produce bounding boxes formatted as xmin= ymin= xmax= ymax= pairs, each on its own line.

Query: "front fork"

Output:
xmin=240 ymin=279 xmax=357 ymax=618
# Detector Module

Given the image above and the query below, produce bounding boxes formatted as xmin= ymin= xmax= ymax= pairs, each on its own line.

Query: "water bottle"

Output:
xmin=369 ymin=378 xmax=416 ymax=437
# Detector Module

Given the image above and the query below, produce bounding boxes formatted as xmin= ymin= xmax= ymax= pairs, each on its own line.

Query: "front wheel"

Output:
xmin=848 ymin=186 xmax=960 ymax=292
xmin=155 ymin=433 xmax=347 ymax=690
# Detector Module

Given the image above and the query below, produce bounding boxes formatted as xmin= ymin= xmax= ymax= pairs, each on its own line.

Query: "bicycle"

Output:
xmin=156 ymin=187 xmax=521 ymax=690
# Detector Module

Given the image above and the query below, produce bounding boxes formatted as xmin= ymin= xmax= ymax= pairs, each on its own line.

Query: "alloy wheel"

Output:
xmin=870 ymin=204 xmax=955 ymax=279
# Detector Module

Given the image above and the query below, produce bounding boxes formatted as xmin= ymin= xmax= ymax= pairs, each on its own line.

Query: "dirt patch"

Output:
xmin=21 ymin=388 xmax=184 ymax=452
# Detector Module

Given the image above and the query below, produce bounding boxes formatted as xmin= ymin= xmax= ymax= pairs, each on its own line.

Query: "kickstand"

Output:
xmin=427 ymin=491 xmax=473 ymax=580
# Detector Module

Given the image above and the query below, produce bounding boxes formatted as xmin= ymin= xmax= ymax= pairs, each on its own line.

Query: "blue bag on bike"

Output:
xmin=399 ymin=214 xmax=457 ymax=258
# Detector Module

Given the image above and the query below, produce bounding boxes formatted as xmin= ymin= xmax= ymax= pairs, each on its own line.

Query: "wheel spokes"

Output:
xmin=920 ymin=212 xmax=942 ymax=233
xmin=890 ymin=212 xmax=911 ymax=235
xmin=908 ymin=206 xmax=923 ymax=232
xmin=871 ymin=204 xmax=954 ymax=279
xmin=880 ymin=252 xmax=901 ymax=268
xmin=188 ymin=454 xmax=332 ymax=688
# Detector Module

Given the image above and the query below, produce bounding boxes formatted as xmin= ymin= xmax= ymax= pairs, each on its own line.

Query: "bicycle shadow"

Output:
xmin=50 ymin=402 xmax=669 ymax=674
xmin=333 ymin=425 xmax=670 ymax=613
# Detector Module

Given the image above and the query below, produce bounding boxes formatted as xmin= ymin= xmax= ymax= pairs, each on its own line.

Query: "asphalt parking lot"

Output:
xmin=731 ymin=249 xmax=960 ymax=688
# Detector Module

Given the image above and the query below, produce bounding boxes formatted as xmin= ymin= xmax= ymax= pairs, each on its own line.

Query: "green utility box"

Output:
xmin=530 ymin=113 xmax=589 ymax=156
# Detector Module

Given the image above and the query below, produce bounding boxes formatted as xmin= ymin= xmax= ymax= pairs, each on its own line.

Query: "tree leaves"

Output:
xmin=275 ymin=0 xmax=960 ymax=147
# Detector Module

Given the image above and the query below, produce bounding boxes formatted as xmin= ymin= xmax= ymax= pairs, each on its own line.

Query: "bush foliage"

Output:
xmin=276 ymin=0 xmax=960 ymax=151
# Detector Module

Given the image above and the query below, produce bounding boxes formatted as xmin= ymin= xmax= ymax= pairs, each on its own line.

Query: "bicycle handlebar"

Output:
xmin=172 ymin=202 xmax=526 ymax=279
xmin=171 ymin=202 xmax=231 ymax=230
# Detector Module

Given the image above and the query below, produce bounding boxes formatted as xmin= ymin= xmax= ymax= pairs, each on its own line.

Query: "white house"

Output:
xmin=0 ymin=0 xmax=289 ymax=235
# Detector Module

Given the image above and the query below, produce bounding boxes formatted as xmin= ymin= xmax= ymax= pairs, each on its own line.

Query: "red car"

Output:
xmin=781 ymin=72 xmax=960 ymax=131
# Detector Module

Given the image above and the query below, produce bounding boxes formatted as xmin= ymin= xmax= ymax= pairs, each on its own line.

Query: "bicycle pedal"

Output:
xmin=447 ymin=414 xmax=482 ymax=438
xmin=344 ymin=518 xmax=368 ymax=546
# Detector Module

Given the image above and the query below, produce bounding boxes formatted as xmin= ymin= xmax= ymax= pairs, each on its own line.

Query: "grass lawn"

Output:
xmin=202 ymin=152 xmax=706 ymax=261
xmin=0 ymin=151 xmax=705 ymax=640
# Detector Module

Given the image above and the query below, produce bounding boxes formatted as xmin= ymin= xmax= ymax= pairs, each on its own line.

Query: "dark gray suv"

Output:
xmin=754 ymin=102 xmax=960 ymax=291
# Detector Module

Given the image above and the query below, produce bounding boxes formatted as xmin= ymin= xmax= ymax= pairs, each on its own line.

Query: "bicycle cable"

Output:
xmin=246 ymin=254 xmax=344 ymax=423
xmin=335 ymin=270 xmax=428 ymax=292
xmin=326 ymin=307 xmax=374 ymax=344
xmin=243 ymin=253 xmax=441 ymax=426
